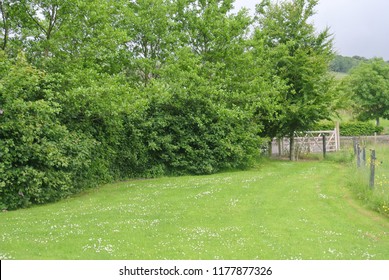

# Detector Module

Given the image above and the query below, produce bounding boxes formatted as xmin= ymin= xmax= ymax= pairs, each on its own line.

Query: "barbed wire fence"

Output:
xmin=352 ymin=137 xmax=389 ymax=217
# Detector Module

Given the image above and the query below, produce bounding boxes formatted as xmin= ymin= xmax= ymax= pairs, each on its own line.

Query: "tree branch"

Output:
xmin=0 ymin=1 xmax=9 ymax=50
xmin=25 ymin=7 xmax=48 ymax=38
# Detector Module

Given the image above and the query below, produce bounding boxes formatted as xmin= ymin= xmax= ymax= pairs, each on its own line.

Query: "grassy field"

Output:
xmin=1 ymin=159 xmax=388 ymax=260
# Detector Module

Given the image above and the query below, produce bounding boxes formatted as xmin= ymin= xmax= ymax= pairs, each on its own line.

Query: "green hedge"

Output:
xmin=315 ymin=121 xmax=384 ymax=136
xmin=0 ymin=62 xmax=98 ymax=210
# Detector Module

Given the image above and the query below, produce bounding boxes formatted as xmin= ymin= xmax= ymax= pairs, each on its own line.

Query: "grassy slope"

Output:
xmin=1 ymin=160 xmax=388 ymax=260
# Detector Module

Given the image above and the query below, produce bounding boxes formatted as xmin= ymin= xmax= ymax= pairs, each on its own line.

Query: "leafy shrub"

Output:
xmin=51 ymin=70 xmax=151 ymax=180
xmin=0 ymin=58 xmax=96 ymax=210
xmin=0 ymin=102 xmax=96 ymax=209
xmin=141 ymin=81 xmax=262 ymax=175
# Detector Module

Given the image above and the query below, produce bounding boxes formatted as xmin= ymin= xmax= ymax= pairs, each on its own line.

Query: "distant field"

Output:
xmin=1 ymin=159 xmax=388 ymax=260
xmin=331 ymin=71 xmax=348 ymax=80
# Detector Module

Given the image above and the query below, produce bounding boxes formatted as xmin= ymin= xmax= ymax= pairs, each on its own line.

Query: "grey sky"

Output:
xmin=233 ymin=0 xmax=389 ymax=60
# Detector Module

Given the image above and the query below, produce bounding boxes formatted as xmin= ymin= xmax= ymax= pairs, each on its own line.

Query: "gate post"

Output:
xmin=336 ymin=122 xmax=340 ymax=151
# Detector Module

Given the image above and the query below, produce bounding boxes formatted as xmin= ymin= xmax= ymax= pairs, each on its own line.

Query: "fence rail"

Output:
xmin=340 ymin=135 xmax=389 ymax=146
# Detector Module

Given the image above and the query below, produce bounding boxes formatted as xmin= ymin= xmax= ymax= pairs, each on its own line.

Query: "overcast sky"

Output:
xmin=234 ymin=0 xmax=389 ymax=60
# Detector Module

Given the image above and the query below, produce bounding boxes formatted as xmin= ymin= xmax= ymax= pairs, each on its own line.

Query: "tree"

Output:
xmin=347 ymin=58 xmax=389 ymax=126
xmin=122 ymin=0 xmax=177 ymax=86
xmin=12 ymin=0 xmax=128 ymax=74
xmin=0 ymin=0 xmax=13 ymax=51
xmin=0 ymin=0 xmax=28 ymax=55
xmin=254 ymin=0 xmax=335 ymax=160
xmin=19 ymin=0 xmax=74 ymax=66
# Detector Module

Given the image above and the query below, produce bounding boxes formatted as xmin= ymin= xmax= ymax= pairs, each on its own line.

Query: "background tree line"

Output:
xmin=330 ymin=54 xmax=389 ymax=73
xmin=330 ymin=55 xmax=368 ymax=73
xmin=1 ymin=0 xmax=335 ymax=210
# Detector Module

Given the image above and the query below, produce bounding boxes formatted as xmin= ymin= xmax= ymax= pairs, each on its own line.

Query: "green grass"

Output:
xmin=1 ymin=160 xmax=388 ymax=260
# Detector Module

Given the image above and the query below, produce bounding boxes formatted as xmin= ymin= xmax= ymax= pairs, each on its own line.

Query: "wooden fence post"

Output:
xmin=322 ymin=134 xmax=326 ymax=159
xmin=370 ymin=150 xmax=376 ymax=189
xmin=357 ymin=144 xmax=361 ymax=168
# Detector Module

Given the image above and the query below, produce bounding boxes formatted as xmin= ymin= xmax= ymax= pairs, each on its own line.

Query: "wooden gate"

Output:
xmin=272 ymin=128 xmax=340 ymax=156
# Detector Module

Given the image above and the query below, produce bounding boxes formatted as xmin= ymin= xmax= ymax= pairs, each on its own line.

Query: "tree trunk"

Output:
xmin=268 ymin=140 xmax=272 ymax=158
xmin=289 ymin=134 xmax=294 ymax=161
xmin=0 ymin=3 xmax=9 ymax=51
xmin=376 ymin=118 xmax=380 ymax=127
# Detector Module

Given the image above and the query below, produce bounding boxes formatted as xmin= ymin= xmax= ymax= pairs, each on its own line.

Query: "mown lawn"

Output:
xmin=1 ymin=160 xmax=388 ymax=260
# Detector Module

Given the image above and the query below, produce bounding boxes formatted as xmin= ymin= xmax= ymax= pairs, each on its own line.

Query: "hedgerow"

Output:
xmin=315 ymin=121 xmax=383 ymax=136
xmin=0 ymin=55 xmax=263 ymax=210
